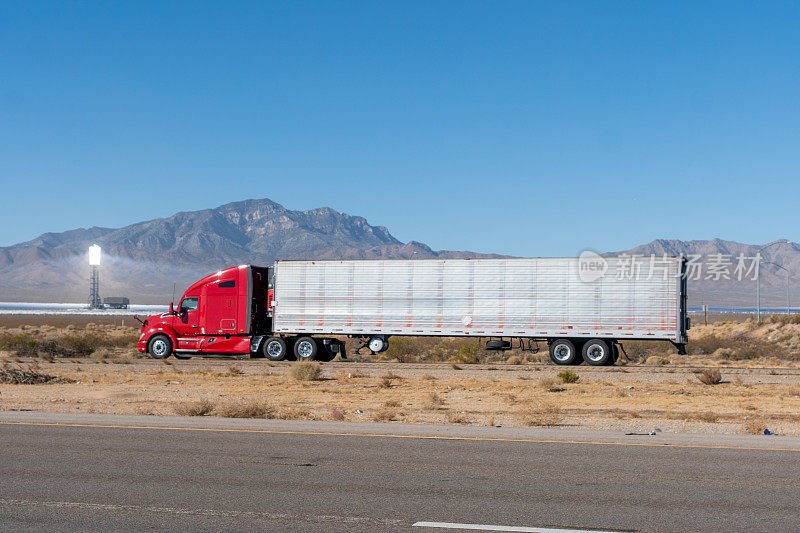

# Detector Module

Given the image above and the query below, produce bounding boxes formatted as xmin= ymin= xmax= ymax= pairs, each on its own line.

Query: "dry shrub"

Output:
xmin=620 ymin=340 xmax=667 ymax=362
xmin=422 ymin=392 xmax=445 ymax=410
xmin=452 ymin=342 xmax=480 ymax=364
xmin=226 ymin=365 xmax=243 ymax=376
xmin=697 ymin=369 xmax=722 ymax=385
xmin=446 ymin=411 xmax=469 ymax=424
xmin=383 ymin=399 xmax=401 ymax=408
xmin=335 ymin=370 xmax=365 ymax=381
xmin=743 ymin=418 xmax=768 ymax=435
xmin=506 ymin=355 xmax=524 ymax=365
xmin=373 ymin=408 xmax=397 ymax=422
xmin=0 ymin=333 xmax=39 ymax=357
xmin=516 ymin=404 xmax=562 ymax=426
xmin=277 ymin=407 xmax=312 ymax=420
xmin=175 ymin=400 xmax=214 ymax=417
xmin=451 ymin=364 xmax=462 ymax=370
xmin=216 ymin=401 xmax=273 ymax=419
xmin=0 ymin=367 xmax=73 ymax=384
xmin=377 ymin=372 xmax=399 ymax=388
xmin=288 ymin=361 xmax=322 ymax=381
xmin=557 ymin=369 xmax=580 ymax=384
xmin=329 ymin=408 xmax=346 ymax=421
xmin=692 ymin=411 xmax=720 ymax=423
xmin=689 ymin=334 xmax=775 ymax=360
xmin=537 ymin=377 xmax=564 ymax=392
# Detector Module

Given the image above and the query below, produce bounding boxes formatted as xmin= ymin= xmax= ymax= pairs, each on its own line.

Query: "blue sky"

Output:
xmin=1 ymin=1 xmax=798 ymax=256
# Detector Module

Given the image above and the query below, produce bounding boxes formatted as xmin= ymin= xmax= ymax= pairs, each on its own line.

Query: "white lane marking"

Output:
xmin=0 ymin=499 xmax=402 ymax=527
xmin=412 ymin=521 xmax=622 ymax=533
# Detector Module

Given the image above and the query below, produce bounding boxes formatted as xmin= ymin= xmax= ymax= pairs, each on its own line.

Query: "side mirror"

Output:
xmin=169 ymin=302 xmax=174 ymax=315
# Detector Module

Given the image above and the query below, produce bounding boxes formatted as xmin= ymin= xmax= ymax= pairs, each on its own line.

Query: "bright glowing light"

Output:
xmin=88 ymin=244 xmax=102 ymax=266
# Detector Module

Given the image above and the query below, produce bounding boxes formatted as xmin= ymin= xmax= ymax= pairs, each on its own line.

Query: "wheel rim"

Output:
xmin=553 ymin=344 xmax=572 ymax=362
xmin=297 ymin=340 xmax=314 ymax=358
xmin=586 ymin=344 xmax=605 ymax=362
xmin=266 ymin=341 xmax=283 ymax=357
xmin=152 ymin=339 xmax=167 ymax=357
xmin=369 ymin=338 xmax=384 ymax=352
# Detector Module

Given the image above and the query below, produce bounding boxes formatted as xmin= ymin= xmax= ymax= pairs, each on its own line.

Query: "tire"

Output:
xmin=582 ymin=339 xmax=612 ymax=366
xmin=368 ymin=336 xmax=387 ymax=353
xmin=262 ymin=337 xmax=288 ymax=361
xmin=549 ymin=339 xmax=579 ymax=365
xmin=294 ymin=336 xmax=318 ymax=361
xmin=148 ymin=334 xmax=172 ymax=359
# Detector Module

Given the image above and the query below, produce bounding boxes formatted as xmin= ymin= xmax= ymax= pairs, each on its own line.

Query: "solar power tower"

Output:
xmin=88 ymin=244 xmax=104 ymax=309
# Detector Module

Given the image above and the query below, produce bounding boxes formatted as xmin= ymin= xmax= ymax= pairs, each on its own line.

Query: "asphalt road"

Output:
xmin=0 ymin=413 xmax=798 ymax=532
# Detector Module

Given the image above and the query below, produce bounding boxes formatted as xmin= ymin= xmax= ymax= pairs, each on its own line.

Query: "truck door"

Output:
xmin=204 ymin=279 xmax=238 ymax=334
xmin=174 ymin=296 xmax=200 ymax=336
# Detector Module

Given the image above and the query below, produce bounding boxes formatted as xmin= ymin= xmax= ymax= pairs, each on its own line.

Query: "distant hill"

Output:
xmin=607 ymin=238 xmax=800 ymax=307
xmin=0 ymin=199 xmax=795 ymax=306
xmin=0 ymin=198 xmax=503 ymax=303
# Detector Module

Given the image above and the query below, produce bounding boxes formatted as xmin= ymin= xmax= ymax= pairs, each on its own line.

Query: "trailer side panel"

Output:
xmin=273 ymin=257 xmax=684 ymax=342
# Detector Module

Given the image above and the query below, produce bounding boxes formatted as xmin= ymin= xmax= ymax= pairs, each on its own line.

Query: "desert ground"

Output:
xmin=2 ymin=313 xmax=799 ymax=436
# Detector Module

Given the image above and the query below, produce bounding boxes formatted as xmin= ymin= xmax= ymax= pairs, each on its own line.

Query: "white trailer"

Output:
xmin=271 ymin=257 xmax=689 ymax=365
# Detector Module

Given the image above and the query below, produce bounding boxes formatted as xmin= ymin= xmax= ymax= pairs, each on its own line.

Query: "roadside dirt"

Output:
xmin=1 ymin=357 xmax=798 ymax=436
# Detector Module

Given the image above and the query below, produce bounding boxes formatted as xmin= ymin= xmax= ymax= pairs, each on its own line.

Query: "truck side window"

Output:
xmin=180 ymin=297 xmax=199 ymax=312
xmin=219 ymin=280 xmax=235 ymax=288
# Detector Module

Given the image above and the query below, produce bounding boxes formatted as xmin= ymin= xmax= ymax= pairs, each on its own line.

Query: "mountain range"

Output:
xmin=0 ymin=198 xmax=795 ymax=306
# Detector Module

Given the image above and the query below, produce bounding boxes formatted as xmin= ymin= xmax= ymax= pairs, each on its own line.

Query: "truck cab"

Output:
xmin=136 ymin=264 xmax=272 ymax=358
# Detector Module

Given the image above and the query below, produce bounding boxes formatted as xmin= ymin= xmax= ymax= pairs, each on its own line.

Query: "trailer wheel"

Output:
xmin=582 ymin=339 xmax=612 ymax=366
xmin=368 ymin=336 xmax=388 ymax=353
xmin=148 ymin=334 xmax=172 ymax=359
xmin=549 ymin=339 xmax=579 ymax=365
xmin=294 ymin=336 xmax=318 ymax=361
xmin=262 ymin=337 xmax=288 ymax=361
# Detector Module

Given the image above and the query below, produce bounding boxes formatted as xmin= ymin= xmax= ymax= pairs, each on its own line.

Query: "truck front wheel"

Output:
xmin=148 ymin=334 xmax=173 ymax=359
xmin=294 ymin=336 xmax=318 ymax=361
xmin=263 ymin=337 xmax=288 ymax=361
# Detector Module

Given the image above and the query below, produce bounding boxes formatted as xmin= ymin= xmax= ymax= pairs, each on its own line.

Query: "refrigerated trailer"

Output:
xmin=136 ymin=257 xmax=689 ymax=366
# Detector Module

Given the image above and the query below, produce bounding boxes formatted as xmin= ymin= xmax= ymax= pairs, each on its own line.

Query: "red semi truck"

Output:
xmin=136 ymin=257 xmax=689 ymax=365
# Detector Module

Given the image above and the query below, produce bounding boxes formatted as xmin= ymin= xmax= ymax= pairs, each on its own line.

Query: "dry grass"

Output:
xmin=329 ymin=408 xmax=346 ymax=421
xmin=537 ymin=377 xmax=565 ymax=392
xmin=174 ymin=399 xmax=214 ymax=417
xmin=422 ymin=392 xmax=445 ymax=410
xmin=506 ymin=355 xmax=524 ymax=365
xmin=742 ymin=418 xmax=768 ymax=435
xmin=216 ymin=401 xmax=274 ymax=419
xmin=697 ymin=369 xmax=722 ymax=385
xmin=446 ymin=410 xmax=469 ymax=424
xmin=516 ymin=404 xmax=563 ymax=426
xmin=373 ymin=408 xmax=398 ymax=422
xmin=0 ymin=367 xmax=73 ymax=384
xmin=288 ymin=361 xmax=322 ymax=381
